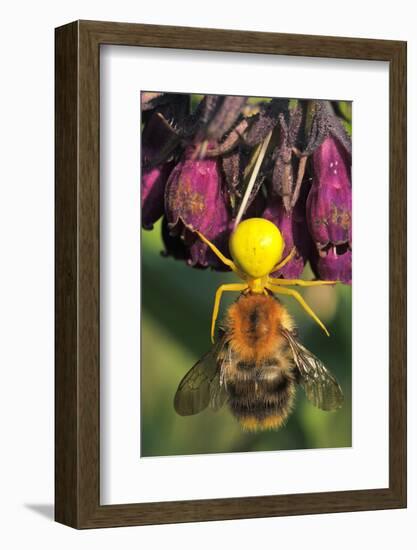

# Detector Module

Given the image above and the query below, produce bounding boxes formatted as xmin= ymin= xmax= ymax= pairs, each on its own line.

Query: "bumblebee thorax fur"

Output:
xmin=225 ymin=294 xmax=294 ymax=362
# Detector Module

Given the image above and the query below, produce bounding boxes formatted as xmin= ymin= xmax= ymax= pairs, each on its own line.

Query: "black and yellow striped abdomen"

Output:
xmin=226 ymin=361 xmax=296 ymax=431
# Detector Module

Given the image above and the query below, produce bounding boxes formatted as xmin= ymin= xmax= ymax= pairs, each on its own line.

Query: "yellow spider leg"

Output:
xmin=196 ymin=231 xmax=243 ymax=276
xmin=271 ymin=247 xmax=296 ymax=272
xmin=211 ymin=283 xmax=248 ymax=343
xmin=266 ymin=283 xmax=330 ymax=337
xmin=268 ymin=277 xmax=338 ymax=287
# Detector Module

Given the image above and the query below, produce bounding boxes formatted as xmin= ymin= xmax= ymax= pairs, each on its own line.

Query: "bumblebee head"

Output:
xmin=229 ymin=218 xmax=285 ymax=279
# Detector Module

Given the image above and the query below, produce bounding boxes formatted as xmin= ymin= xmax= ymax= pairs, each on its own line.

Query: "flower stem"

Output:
xmin=234 ymin=130 xmax=272 ymax=229
xmin=291 ymin=153 xmax=308 ymax=209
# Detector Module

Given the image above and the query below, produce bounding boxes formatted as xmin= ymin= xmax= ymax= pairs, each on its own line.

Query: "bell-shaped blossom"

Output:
xmin=306 ymin=136 xmax=352 ymax=283
xmin=165 ymin=147 xmax=231 ymax=268
xmin=264 ymin=198 xmax=312 ymax=279
xmin=311 ymin=245 xmax=352 ymax=285
xmin=307 ymin=136 xmax=351 ymax=247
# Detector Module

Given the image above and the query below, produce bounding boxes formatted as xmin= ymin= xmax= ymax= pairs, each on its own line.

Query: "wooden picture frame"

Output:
xmin=55 ymin=20 xmax=407 ymax=529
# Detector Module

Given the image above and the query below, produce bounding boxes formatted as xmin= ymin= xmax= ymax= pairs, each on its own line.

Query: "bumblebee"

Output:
xmin=174 ymin=293 xmax=343 ymax=430
xmin=174 ymin=217 xmax=343 ymax=430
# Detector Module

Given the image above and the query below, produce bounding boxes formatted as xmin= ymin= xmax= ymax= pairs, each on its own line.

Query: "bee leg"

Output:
xmin=266 ymin=283 xmax=330 ymax=337
xmin=211 ymin=283 xmax=248 ymax=343
xmin=196 ymin=231 xmax=243 ymax=277
xmin=267 ymin=277 xmax=338 ymax=287
xmin=271 ymin=247 xmax=296 ymax=273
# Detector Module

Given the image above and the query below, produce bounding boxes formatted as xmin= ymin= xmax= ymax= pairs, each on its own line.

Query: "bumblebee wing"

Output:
xmin=208 ymin=375 xmax=229 ymax=412
xmin=282 ymin=329 xmax=344 ymax=411
xmin=174 ymin=338 xmax=228 ymax=416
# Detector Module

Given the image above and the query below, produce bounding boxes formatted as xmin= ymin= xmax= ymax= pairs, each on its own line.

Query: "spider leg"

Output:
xmin=210 ymin=283 xmax=247 ymax=343
xmin=196 ymin=231 xmax=243 ymax=276
xmin=266 ymin=283 xmax=330 ymax=336
xmin=271 ymin=247 xmax=296 ymax=273
xmin=268 ymin=277 xmax=338 ymax=287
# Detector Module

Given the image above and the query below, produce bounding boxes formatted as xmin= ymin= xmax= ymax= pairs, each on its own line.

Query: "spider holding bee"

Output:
xmin=174 ymin=217 xmax=344 ymax=431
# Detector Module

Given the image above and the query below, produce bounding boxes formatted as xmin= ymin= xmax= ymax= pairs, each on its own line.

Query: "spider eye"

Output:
xmin=229 ymin=218 xmax=284 ymax=278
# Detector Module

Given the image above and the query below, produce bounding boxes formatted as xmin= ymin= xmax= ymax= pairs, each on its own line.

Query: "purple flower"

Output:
xmin=141 ymin=112 xmax=175 ymax=229
xmin=264 ymin=198 xmax=312 ymax=279
xmin=142 ymin=164 xmax=173 ymax=230
xmin=140 ymin=95 xmax=353 ymax=285
xmin=311 ymin=246 xmax=352 ymax=285
xmin=165 ymin=147 xmax=231 ymax=268
xmin=307 ymin=136 xmax=352 ymax=283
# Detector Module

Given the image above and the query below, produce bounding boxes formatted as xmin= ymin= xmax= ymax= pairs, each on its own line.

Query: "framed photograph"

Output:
xmin=55 ymin=20 xmax=407 ymax=528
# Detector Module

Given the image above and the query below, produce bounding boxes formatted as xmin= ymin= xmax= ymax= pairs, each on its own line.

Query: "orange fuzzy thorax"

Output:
xmin=225 ymin=294 xmax=294 ymax=363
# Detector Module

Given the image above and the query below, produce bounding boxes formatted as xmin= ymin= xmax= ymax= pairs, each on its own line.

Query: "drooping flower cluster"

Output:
xmin=141 ymin=93 xmax=352 ymax=283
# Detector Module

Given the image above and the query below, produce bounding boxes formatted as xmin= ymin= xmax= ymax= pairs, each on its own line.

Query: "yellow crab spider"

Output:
xmin=196 ymin=217 xmax=338 ymax=343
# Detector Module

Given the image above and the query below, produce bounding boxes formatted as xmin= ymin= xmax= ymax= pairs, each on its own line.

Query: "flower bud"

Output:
xmin=141 ymin=112 xmax=175 ymax=229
